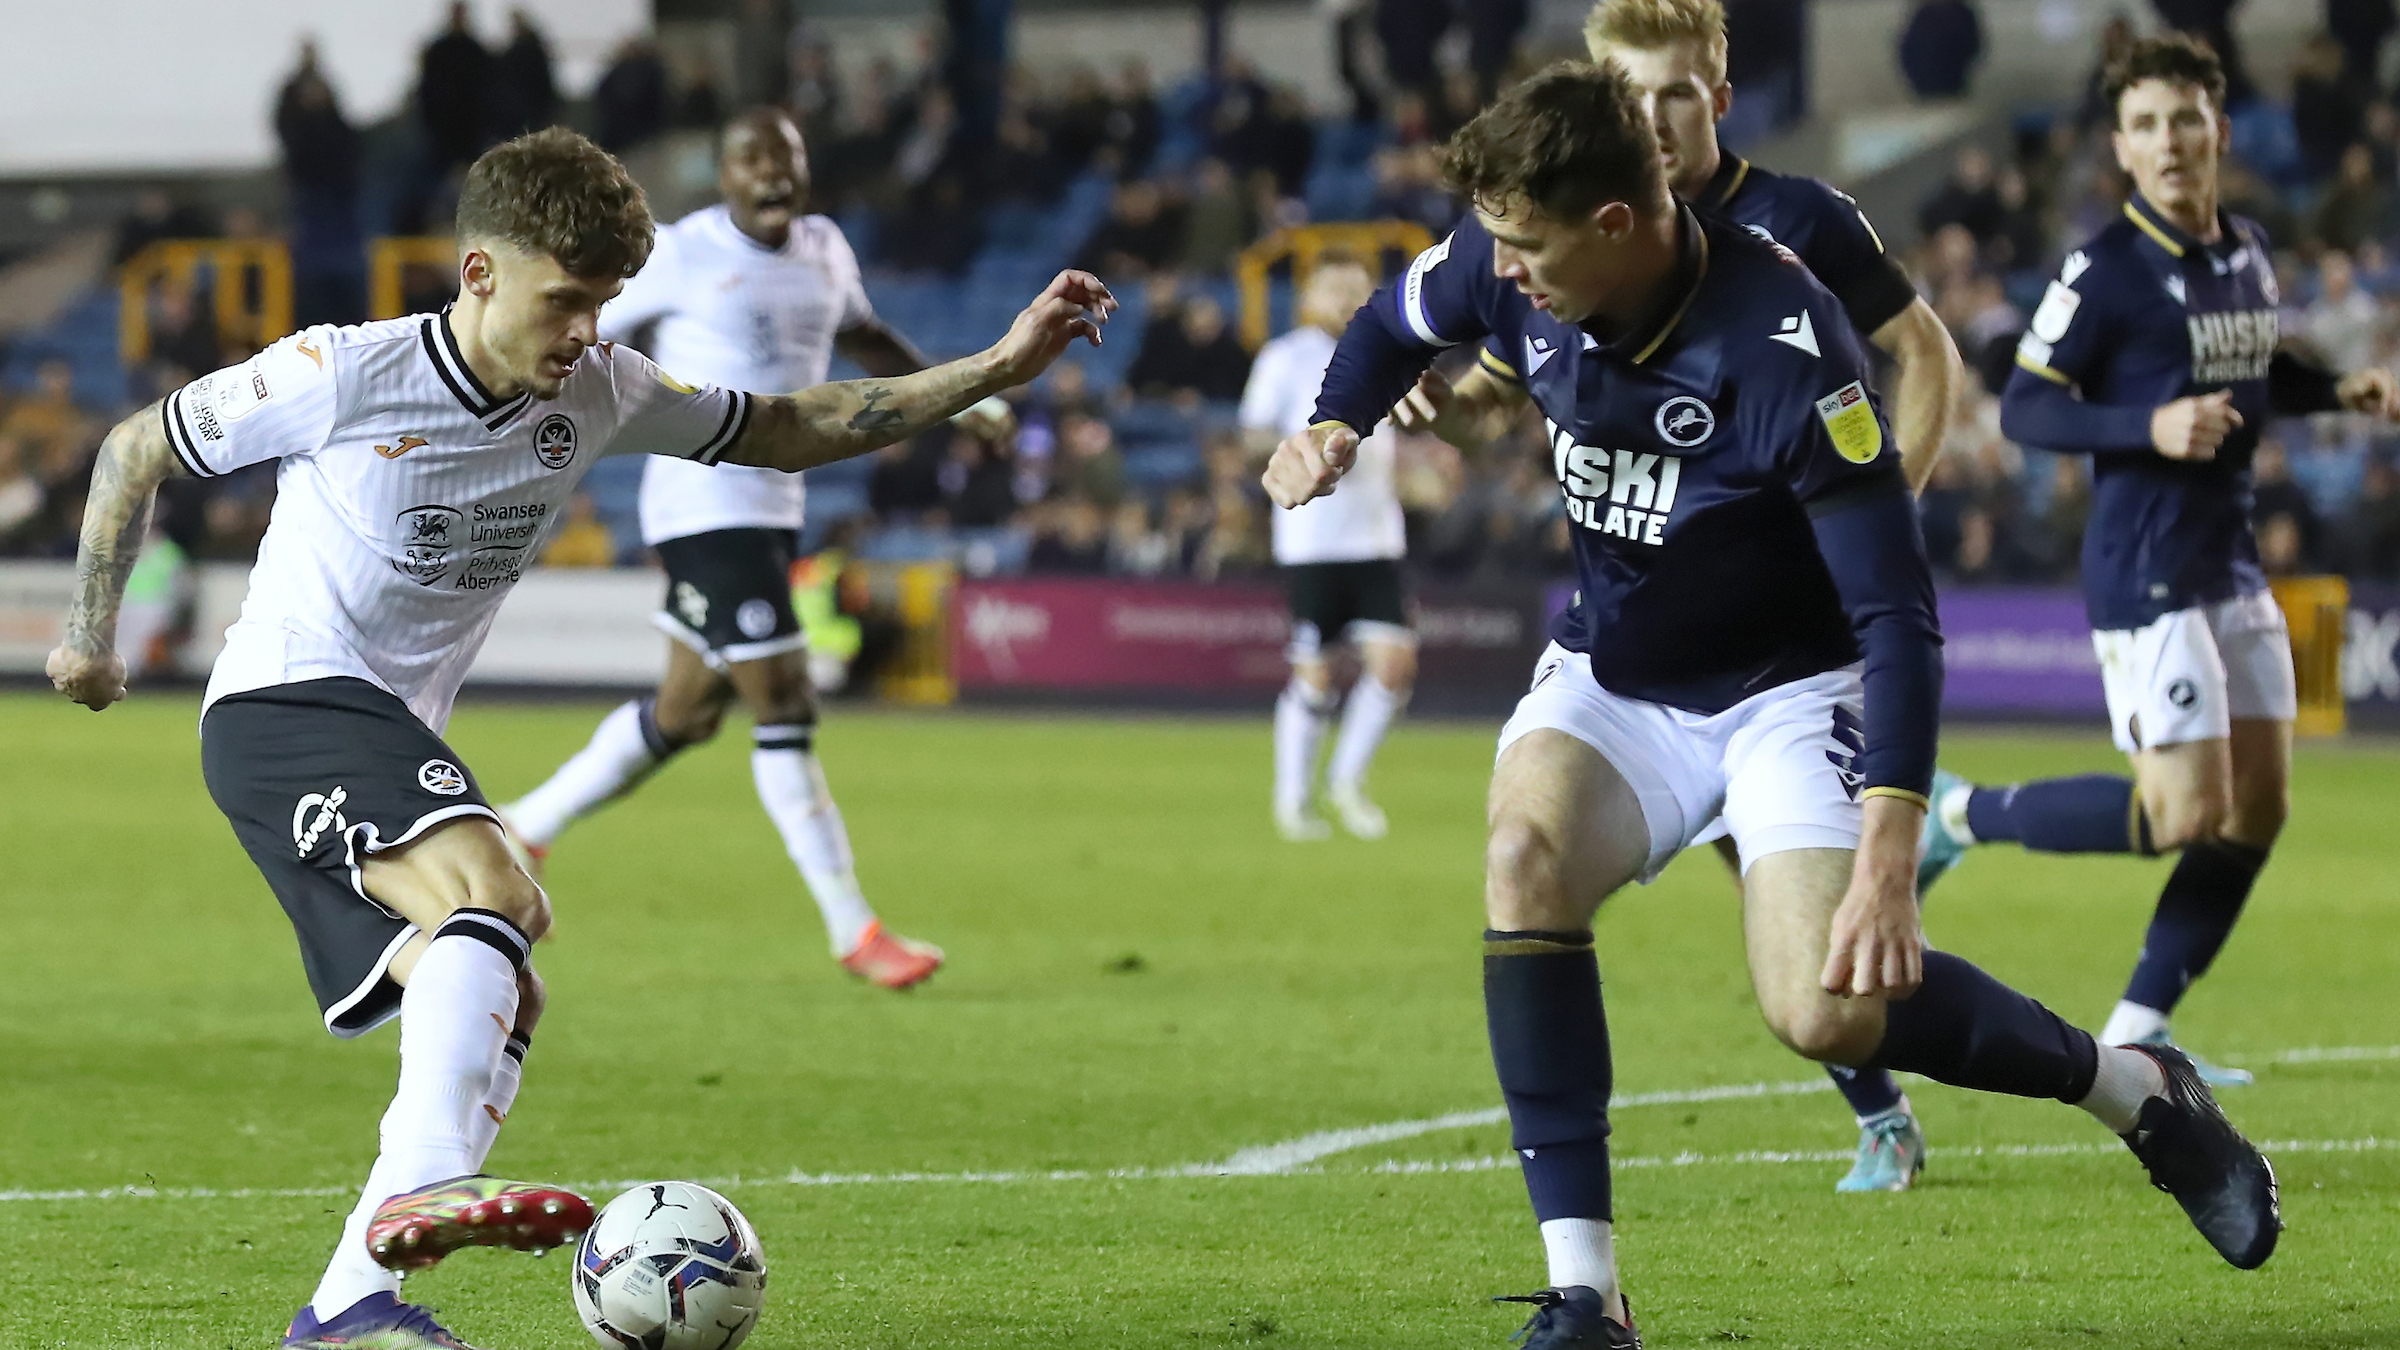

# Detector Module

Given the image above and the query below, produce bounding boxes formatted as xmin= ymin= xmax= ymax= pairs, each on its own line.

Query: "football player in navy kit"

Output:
xmin=1918 ymin=36 xmax=2400 ymax=1085
xmin=1267 ymin=64 xmax=2279 ymax=1349
xmin=1398 ymin=0 xmax=1966 ymax=1194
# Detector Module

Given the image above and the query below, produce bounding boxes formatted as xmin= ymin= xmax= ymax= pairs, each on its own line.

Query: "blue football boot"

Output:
xmin=1836 ymin=1108 xmax=1928 ymax=1193
xmin=1495 ymin=1287 xmax=1639 ymax=1349
xmin=1916 ymin=768 xmax=1973 ymax=896
xmin=2127 ymin=1027 xmax=2253 ymax=1088
xmin=282 ymin=1291 xmax=481 ymax=1349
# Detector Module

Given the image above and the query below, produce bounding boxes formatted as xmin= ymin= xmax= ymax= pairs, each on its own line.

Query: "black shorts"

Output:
xmin=200 ymin=677 xmax=498 ymax=1038
xmin=653 ymin=527 xmax=806 ymax=668
xmin=1284 ymin=559 xmax=1413 ymax=660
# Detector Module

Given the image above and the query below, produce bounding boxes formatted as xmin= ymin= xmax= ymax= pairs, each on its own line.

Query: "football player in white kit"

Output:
xmin=46 ymin=128 xmax=1111 ymax=1350
xmin=1240 ymin=255 xmax=1415 ymax=841
xmin=499 ymin=109 xmax=984 ymax=989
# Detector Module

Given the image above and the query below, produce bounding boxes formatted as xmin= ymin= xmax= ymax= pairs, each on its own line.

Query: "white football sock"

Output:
xmin=2100 ymin=999 xmax=2170 ymax=1047
xmin=1539 ymin=1217 xmax=1619 ymax=1300
xmin=504 ymin=700 xmax=668 ymax=845
xmin=1858 ymin=1093 xmax=1916 ymax=1129
xmin=1273 ymin=679 xmax=1335 ymax=816
xmin=2077 ymin=1043 xmax=2169 ymax=1134
xmin=752 ymin=728 xmax=878 ymax=955
xmin=311 ymin=912 xmax=527 ymax=1321
xmin=464 ymin=1033 xmax=528 ymax=1172
xmin=1937 ymin=782 xmax=1977 ymax=844
xmin=1327 ymin=675 xmax=1406 ymax=794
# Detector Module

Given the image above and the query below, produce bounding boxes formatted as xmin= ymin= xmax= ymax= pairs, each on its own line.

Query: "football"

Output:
xmin=571 ymin=1182 xmax=767 ymax=1350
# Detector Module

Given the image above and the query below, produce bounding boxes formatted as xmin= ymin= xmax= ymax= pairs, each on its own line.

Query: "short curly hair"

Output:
xmin=1437 ymin=60 xmax=1665 ymax=221
xmin=2102 ymin=33 xmax=2227 ymax=125
xmin=455 ymin=128 xmax=654 ymax=279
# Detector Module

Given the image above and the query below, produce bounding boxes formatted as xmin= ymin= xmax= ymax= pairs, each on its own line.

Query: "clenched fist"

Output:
xmin=2149 ymin=390 xmax=2242 ymax=461
xmin=1263 ymin=422 xmax=1361 ymax=508
xmin=47 ymin=642 xmax=127 ymax=712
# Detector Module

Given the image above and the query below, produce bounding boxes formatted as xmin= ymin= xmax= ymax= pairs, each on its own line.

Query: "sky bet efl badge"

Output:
xmin=1814 ymin=381 xmax=1881 ymax=463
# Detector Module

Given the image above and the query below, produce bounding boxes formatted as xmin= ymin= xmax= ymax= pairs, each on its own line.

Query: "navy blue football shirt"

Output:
xmin=1311 ymin=205 xmax=1942 ymax=799
xmin=2001 ymin=192 xmax=2342 ymax=630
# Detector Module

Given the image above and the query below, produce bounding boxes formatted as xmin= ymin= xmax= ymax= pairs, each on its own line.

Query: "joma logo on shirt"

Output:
xmin=1547 ymin=420 xmax=1684 ymax=544
xmin=2186 ymin=309 xmax=2277 ymax=384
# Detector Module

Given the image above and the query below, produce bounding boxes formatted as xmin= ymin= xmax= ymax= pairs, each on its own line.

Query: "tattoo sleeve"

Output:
xmin=62 ymin=403 xmax=185 ymax=657
xmin=723 ymin=353 xmax=1004 ymax=473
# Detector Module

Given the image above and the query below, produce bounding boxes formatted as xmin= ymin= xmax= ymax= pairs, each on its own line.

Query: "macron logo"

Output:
xmin=1769 ymin=310 xmax=1820 ymax=357
xmin=1523 ymin=335 xmax=1558 ymax=376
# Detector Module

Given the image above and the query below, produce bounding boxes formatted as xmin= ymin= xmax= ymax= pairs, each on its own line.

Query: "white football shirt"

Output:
xmin=604 ymin=206 xmax=873 ymax=545
xmin=168 ymin=310 xmax=755 ymax=731
xmin=1239 ymin=325 xmax=1406 ymax=565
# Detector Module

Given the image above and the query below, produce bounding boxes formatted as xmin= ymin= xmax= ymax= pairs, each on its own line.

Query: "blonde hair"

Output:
xmin=1583 ymin=0 xmax=1729 ymax=85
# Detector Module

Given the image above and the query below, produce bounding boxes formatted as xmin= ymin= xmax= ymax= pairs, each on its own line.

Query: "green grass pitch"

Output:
xmin=4 ymin=691 xmax=2398 ymax=1349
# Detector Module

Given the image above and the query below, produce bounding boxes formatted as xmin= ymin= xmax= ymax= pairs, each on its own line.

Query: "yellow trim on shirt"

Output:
xmin=2014 ymin=352 xmax=2071 ymax=384
xmin=2122 ymin=201 xmax=2186 ymax=257
xmin=1863 ymin=786 xmax=1931 ymax=809
xmin=1479 ymin=347 xmax=1524 ymax=383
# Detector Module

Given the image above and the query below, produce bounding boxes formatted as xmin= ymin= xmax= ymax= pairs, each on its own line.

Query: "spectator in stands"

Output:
xmin=1054 ymin=414 xmax=1127 ymax=508
xmin=1106 ymin=500 xmax=1176 ymax=577
xmin=880 ymin=172 xmax=985 ymax=275
xmin=1127 ymin=291 xmax=1252 ymax=408
xmin=2251 ymin=438 xmax=2329 ymax=570
xmin=1988 ymin=165 xmax=2045 ymax=271
xmin=2337 ymin=453 xmax=2400 ymax=578
xmin=1722 ymin=0 xmax=1808 ymax=144
xmin=936 ymin=427 xmax=1019 ymax=527
xmin=1898 ymin=0 xmax=1985 ymax=99
xmin=1047 ymin=66 xmax=1116 ymax=174
xmin=1373 ymin=143 xmax=1463 ymax=236
xmin=1180 ymin=158 xmax=1257 ymax=276
xmin=150 ymin=285 xmax=222 ymax=384
xmin=2330 ymin=0 xmax=2398 ymax=93
xmin=490 ymin=8 xmax=559 ymax=140
xmin=732 ymin=0 xmax=791 ymax=111
xmin=1919 ymin=145 xmax=2006 ymax=244
xmin=418 ymin=2 xmax=492 ymax=172
xmin=540 ymin=493 xmax=617 ymax=567
xmin=2220 ymin=159 xmax=2302 ymax=244
xmin=2077 ymin=16 xmax=2140 ymax=130
xmin=276 ymin=41 xmax=366 ymax=327
xmin=894 ymin=87 xmax=961 ymax=190
xmin=988 ymin=103 xmax=1068 ymax=205
xmin=1465 ymin=0 xmax=1531 ymax=103
xmin=789 ymin=37 xmax=842 ymax=144
xmin=111 ymin=190 xmax=215 ymax=268
xmin=2306 ymin=250 xmax=2384 ymax=372
xmin=1111 ymin=60 xmax=1164 ymax=178
xmin=2316 ymin=142 xmax=2393 ymax=250
xmin=2296 ymin=35 xmax=2369 ymax=184
xmin=595 ymin=35 xmax=670 ymax=153
xmin=0 ymin=361 xmax=92 ymax=490
xmin=2151 ymin=0 xmax=2252 ymax=103
xmin=1074 ymin=180 xmax=1184 ymax=279
xmin=1375 ymin=0 xmax=1450 ymax=107
xmin=671 ymin=60 xmax=726 ymax=132
xmin=868 ymin=440 xmax=943 ymax=520
xmin=1028 ymin=497 xmax=1110 ymax=573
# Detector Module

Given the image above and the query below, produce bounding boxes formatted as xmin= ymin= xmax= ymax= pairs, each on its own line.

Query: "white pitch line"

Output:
xmin=7 ymin=1047 xmax=2393 ymax=1205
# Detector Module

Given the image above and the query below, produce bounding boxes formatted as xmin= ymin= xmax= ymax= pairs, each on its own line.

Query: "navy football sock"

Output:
xmin=1824 ymin=1063 xmax=1905 ymax=1119
xmin=1871 ymin=951 xmax=2099 ymax=1103
xmin=2123 ymin=839 xmax=2269 ymax=1013
xmin=1486 ymin=929 xmax=1613 ymax=1222
xmin=1964 ymin=775 xmax=2148 ymax=854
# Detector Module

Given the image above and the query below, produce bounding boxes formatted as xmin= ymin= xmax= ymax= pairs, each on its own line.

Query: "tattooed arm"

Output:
xmin=47 ymin=404 xmax=186 ymax=710
xmin=720 ymin=270 xmax=1113 ymax=474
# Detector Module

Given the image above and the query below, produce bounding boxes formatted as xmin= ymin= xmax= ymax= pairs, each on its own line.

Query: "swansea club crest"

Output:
xmin=534 ymin=413 xmax=578 ymax=469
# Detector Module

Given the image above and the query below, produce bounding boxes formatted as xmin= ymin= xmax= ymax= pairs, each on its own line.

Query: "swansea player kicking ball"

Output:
xmin=1268 ymin=64 xmax=2278 ymax=1350
xmin=498 ymin=109 xmax=992 ymax=990
xmin=1916 ymin=36 xmax=2400 ymax=1087
xmin=48 ymin=128 xmax=1110 ymax=1350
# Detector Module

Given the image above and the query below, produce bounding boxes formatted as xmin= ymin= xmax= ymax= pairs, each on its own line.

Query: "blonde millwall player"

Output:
xmin=46 ymin=129 xmax=1110 ymax=1350
xmin=1399 ymin=0 xmax=1968 ymax=1196
xmin=499 ymin=109 xmax=987 ymax=988
xmin=1241 ymin=255 xmax=1414 ymax=842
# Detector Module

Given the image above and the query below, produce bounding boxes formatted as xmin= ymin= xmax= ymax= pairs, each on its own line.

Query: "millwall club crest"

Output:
xmin=534 ymin=413 xmax=578 ymax=469
xmin=1653 ymin=395 xmax=1715 ymax=448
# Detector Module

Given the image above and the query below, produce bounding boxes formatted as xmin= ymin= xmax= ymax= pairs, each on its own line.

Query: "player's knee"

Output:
xmin=2145 ymin=788 xmax=2227 ymax=851
xmin=652 ymin=698 xmax=727 ymax=747
xmin=1485 ymin=815 xmax=1574 ymax=929
xmin=746 ymin=676 xmax=818 ymax=727
xmin=2225 ymin=779 xmax=2288 ymax=846
xmin=1368 ymin=645 xmax=1417 ymax=694
xmin=1766 ymin=997 xmax=1883 ymax=1065
xmin=467 ymin=869 xmax=551 ymax=944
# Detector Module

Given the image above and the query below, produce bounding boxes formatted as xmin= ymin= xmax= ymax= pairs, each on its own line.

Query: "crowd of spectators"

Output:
xmin=21 ymin=3 xmax=2400 ymax=607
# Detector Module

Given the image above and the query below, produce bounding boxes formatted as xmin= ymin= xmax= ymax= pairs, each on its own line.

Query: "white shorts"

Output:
xmin=1496 ymin=644 xmax=1867 ymax=883
xmin=2092 ymin=590 xmax=2297 ymax=753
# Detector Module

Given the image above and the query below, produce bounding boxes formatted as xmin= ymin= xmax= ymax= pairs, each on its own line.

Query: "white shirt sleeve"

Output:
xmin=599 ymin=229 xmax=681 ymax=345
xmin=161 ymin=328 xmax=340 ymax=477
xmin=1236 ymin=339 xmax=1286 ymax=432
xmin=823 ymin=221 xmax=875 ymax=332
xmin=599 ymin=341 xmax=756 ymax=464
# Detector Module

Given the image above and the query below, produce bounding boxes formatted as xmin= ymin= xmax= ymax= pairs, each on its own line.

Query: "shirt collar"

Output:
xmin=423 ymin=305 xmax=532 ymax=429
xmin=1587 ymin=202 xmax=1710 ymax=366
xmin=2123 ymin=191 xmax=2234 ymax=260
xmin=1693 ymin=154 xmax=1751 ymax=214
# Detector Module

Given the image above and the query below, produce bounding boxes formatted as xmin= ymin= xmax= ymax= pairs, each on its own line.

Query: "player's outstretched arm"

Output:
xmin=47 ymin=403 xmax=186 ymax=711
xmin=1867 ymin=299 xmax=1965 ymax=492
xmin=722 ymin=271 xmax=1112 ymax=474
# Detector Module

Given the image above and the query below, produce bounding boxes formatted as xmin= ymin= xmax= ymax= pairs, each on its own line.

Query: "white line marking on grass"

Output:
xmin=6 ymin=1047 xmax=2391 ymax=1204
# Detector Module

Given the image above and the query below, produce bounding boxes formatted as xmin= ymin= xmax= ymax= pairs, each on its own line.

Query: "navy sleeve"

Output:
xmin=1998 ymin=364 xmax=2157 ymax=453
xmin=1310 ymin=225 xmax=1500 ymax=432
xmin=2268 ymin=348 xmax=2344 ymax=415
xmin=1793 ymin=181 xmax=1919 ymax=335
xmin=1809 ymin=483 xmax=1943 ymax=801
